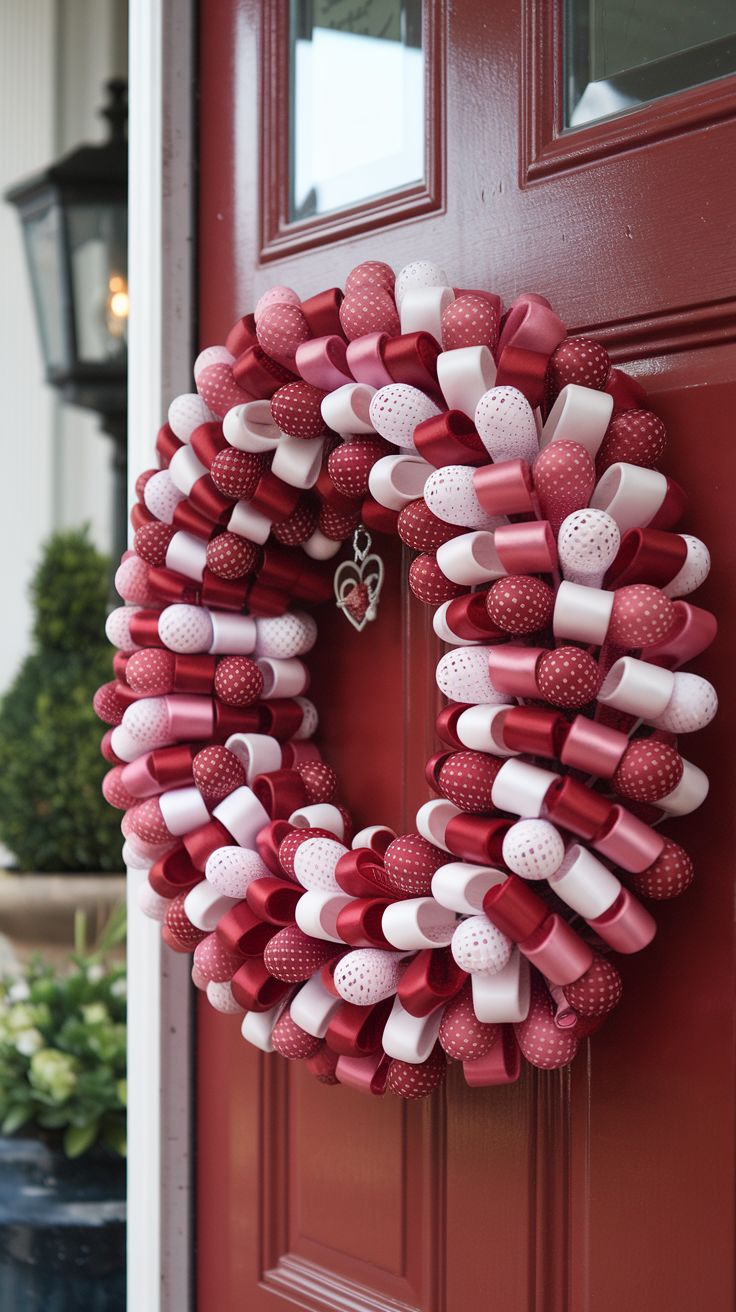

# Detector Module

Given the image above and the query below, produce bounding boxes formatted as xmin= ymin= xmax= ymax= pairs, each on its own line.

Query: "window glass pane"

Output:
xmin=289 ymin=0 xmax=424 ymax=220
xmin=565 ymin=0 xmax=736 ymax=129
xmin=67 ymin=203 xmax=128 ymax=363
xmin=23 ymin=204 xmax=67 ymax=371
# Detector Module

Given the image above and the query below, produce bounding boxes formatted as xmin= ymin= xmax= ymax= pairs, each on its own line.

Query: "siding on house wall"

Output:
xmin=0 ymin=0 xmax=128 ymax=694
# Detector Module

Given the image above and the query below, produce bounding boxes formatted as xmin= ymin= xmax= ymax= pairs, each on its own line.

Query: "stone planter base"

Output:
xmin=0 ymin=873 xmax=126 ymax=963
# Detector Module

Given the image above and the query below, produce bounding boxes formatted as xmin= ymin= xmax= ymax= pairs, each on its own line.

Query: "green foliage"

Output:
xmin=30 ymin=526 xmax=110 ymax=653
xmin=0 ymin=528 xmax=122 ymax=871
xmin=0 ymin=945 xmax=126 ymax=1158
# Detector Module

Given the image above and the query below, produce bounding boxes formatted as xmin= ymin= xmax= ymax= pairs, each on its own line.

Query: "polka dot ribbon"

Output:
xmin=97 ymin=259 xmax=716 ymax=1099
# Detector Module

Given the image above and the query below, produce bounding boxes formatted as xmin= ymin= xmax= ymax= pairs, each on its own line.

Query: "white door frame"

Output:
xmin=127 ymin=2 xmax=195 ymax=1308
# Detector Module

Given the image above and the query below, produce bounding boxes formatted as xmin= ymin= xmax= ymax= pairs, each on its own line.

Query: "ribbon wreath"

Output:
xmin=96 ymin=259 xmax=716 ymax=1098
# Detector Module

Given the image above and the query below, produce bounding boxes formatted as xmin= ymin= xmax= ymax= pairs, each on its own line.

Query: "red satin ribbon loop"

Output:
xmin=314 ymin=466 xmax=362 ymax=512
xmin=361 ymin=497 xmax=400 ymax=536
xmin=183 ymin=818 xmax=232 ymax=871
xmin=482 ymin=875 xmax=547 ymax=942
xmin=172 ymin=499 xmax=218 ymax=541
xmin=201 ymin=572 xmax=249 ymax=612
xmin=129 ymin=610 xmax=165 ymax=647
xmin=149 ymin=744 xmax=197 ymax=790
xmin=335 ymin=898 xmax=393 ymax=948
xmin=212 ymin=703 xmax=266 ymax=737
xmin=435 ymin=703 xmax=470 ymax=748
xmin=173 ymin=653 xmax=217 ymax=695
xmin=382 ymin=331 xmax=442 ymax=401
xmin=397 ymin=947 xmax=468 ymax=1018
xmin=414 ymin=410 xmax=485 ymax=467
xmin=648 ymin=477 xmax=688 ymax=531
xmin=425 ymin=750 xmax=453 ymax=790
xmin=230 ymin=959 xmax=291 ymax=1012
xmin=260 ymin=699 xmax=306 ymax=741
xmin=155 ymin=423 xmax=183 ymax=467
xmin=463 ymin=1025 xmax=521 ymax=1086
xmin=232 ymin=344 xmax=296 ymax=398
xmin=190 ymin=421 xmax=228 ymax=468
xmin=146 ymin=567 xmax=200 ymax=607
xmin=300 ymin=287 xmax=345 ymax=339
xmin=325 ymin=998 xmax=393 ymax=1057
xmin=443 ymin=593 xmax=503 ymax=642
xmin=543 ymin=776 xmax=614 ymax=841
xmin=130 ymin=503 xmax=154 ymax=531
xmin=225 ymin=313 xmax=258 ymax=359
xmin=114 ymin=682 xmax=140 ymax=711
xmin=249 ymin=471 xmax=301 ymax=523
xmin=444 ymin=814 xmax=512 ymax=865
xmin=148 ymin=845 xmax=201 ymax=899
xmin=604 ymin=369 xmax=647 ymax=413
xmin=246 ymin=876 xmax=302 ymax=926
xmin=189 ymin=477 xmax=233 ymax=524
xmin=495 ymin=521 xmax=557 ymax=575
xmin=473 ymin=459 xmax=534 ymax=515
xmin=216 ymin=903 xmax=278 ymax=958
xmin=500 ymin=706 xmax=568 ymax=760
xmin=281 ymin=741 xmax=321 ymax=767
xmin=251 ymin=769 xmax=309 ymax=819
xmin=260 ymin=547 xmax=333 ymax=604
xmin=605 ymin=527 xmax=688 ymax=589
xmin=256 ymin=820 xmax=296 ymax=877
xmin=244 ymin=582 xmax=289 ymax=617
xmin=334 ymin=850 xmax=387 ymax=898
xmin=496 ymin=295 xmax=566 ymax=407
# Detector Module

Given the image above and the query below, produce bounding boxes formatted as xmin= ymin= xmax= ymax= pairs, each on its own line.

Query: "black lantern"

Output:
xmin=5 ymin=80 xmax=128 ymax=559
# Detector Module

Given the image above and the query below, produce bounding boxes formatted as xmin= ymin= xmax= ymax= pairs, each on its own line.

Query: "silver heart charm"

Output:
xmin=334 ymin=528 xmax=384 ymax=633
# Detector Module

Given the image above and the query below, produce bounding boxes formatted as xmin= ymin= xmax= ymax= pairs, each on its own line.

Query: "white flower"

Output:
xmin=110 ymin=978 xmax=127 ymax=998
xmin=7 ymin=980 xmax=30 ymax=1003
xmin=87 ymin=965 xmax=104 ymax=983
xmin=15 ymin=1028 xmax=43 ymax=1056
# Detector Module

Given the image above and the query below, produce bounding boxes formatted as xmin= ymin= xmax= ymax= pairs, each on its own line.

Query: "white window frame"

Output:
xmin=127 ymin=2 xmax=195 ymax=1308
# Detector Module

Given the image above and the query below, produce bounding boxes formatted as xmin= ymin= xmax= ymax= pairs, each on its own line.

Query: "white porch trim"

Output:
xmin=127 ymin=2 xmax=195 ymax=1308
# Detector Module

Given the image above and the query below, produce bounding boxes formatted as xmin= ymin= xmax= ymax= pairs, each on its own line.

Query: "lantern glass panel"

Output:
xmin=22 ymin=199 xmax=68 ymax=372
xmin=66 ymin=201 xmax=128 ymax=364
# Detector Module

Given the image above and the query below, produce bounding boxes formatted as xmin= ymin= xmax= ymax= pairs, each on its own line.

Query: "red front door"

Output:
xmin=196 ymin=3 xmax=736 ymax=1308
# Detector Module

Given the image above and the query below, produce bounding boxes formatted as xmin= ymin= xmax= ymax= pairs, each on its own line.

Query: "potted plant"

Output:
xmin=0 ymin=528 xmax=124 ymax=961
xmin=0 ymin=527 xmax=123 ymax=874
xmin=0 ymin=911 xmax=126 ymax=1308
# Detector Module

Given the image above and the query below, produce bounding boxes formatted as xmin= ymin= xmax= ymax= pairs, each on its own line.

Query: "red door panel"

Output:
xmin=197 ymin=3 xmax=736 ymax=1309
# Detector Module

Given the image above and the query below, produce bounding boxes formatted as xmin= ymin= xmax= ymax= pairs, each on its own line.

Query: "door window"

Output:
xmin=565 ymin=0 xmax=736 ymax=127
xmin=289 ymin=0 xmax=424 ymax=219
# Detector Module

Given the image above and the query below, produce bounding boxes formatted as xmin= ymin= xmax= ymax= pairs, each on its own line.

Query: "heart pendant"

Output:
xmin=334 ymin=528 xmax=384 ymax=633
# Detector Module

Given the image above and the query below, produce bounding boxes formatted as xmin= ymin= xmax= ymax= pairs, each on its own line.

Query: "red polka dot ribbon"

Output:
xmin=99 ymin=258 xmax=716 ymax=1098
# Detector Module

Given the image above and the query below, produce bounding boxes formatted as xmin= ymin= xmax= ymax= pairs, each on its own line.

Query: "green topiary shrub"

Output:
xmin=0 ymin=529 xmax=122 ymax=872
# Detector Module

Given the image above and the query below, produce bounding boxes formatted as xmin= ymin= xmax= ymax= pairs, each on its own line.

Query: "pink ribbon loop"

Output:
xmin=334 ymin=1050 xmax=391 ymax=1095
xmin=295 ymin=335 xmax=353 ymax=391
xmin=494 ymin=521 xmax=557 ymax=575
xmin=345 ymin=332 xmax=394 ymax=388
xmin=473 ymin=459 xmax=534 ymax=516
xmin=463 ymin=1026 xmax=521 ymax=1086
xmin=496 ymin=294 xmax=567 ymax=407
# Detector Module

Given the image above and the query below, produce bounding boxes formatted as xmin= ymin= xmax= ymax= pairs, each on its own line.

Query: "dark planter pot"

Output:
xmin=0 ymin=1135 xmax=125 ymax=1311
